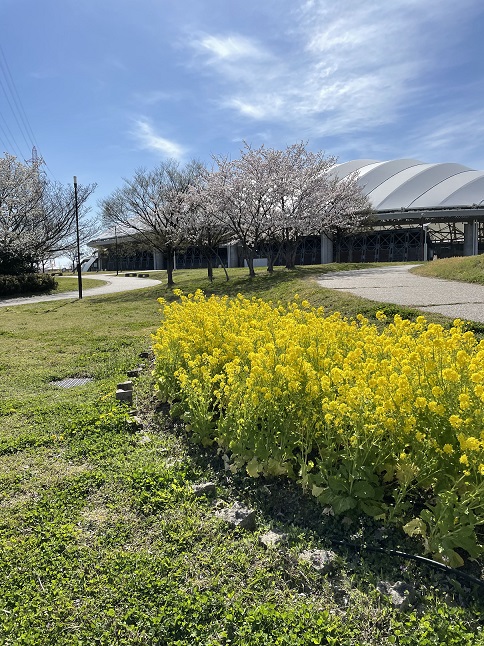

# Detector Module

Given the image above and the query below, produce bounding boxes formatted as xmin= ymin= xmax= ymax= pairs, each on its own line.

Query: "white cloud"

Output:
xmin=196 ymin=34 xmax=268 ymax=61
xmin=224 ymin=96 xmax=285 ymax=120
xmin=186 ymin=0 xmax=481 ymax=142
xmin=131 ymin=119 xmax=186 ymax=159
xmin=407 ymin=108 xmax=484 ymax=166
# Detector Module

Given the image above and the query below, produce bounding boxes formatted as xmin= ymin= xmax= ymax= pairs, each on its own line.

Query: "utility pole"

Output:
xmin=73 ymin=176 xmax=83 ymax=299
xmin=115 ymin=225 xmax=119 ymax=275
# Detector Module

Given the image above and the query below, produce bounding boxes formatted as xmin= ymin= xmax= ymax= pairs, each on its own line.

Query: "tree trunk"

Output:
xmin=285 ymin=240 xmax=297 ymax=269
xmin=166 ymin=248 xmax=175 ymax=286
xmin=215 ymin=251 xmax=230 ymax=281
xmin=207 ymin=257 xmax=213 ymax=282
xmin=246 ymin=254 xmax=256 ymax=278
xmin=267 ymin=254 xmax=274 ymax=273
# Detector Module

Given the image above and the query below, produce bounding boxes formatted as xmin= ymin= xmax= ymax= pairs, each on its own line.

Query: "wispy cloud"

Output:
xmin=131 ymin=119 xmax=186 ymax=159
xmin=188 ymin=32 xmax=278 ymax=88
xmin=407 ymin=108 xmax=484 ymax=166
xmin=195 ymin=34 xmax=269 ymax=61
xmin=131 ymin=90 xmax=181 ymax=106
xmin=186 ymin=0 xmax=481 ymax=143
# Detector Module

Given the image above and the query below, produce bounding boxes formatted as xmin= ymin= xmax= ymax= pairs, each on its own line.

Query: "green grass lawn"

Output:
xmin=0 ymin=264 xmax=482 ymax=645
xmin=412 ymin=254 xmax=484 ymax=284
xmin=53 ymin=276 xmax=109 ymax=293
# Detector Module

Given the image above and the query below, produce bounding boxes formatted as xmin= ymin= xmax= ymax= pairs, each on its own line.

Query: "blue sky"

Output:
xmin=2 ymin=0 xmax=484 ymax=211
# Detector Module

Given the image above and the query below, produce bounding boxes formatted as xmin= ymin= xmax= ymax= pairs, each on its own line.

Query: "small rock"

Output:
xmin=377 ymin=581 xmax=415 ymax=610
xmin=138 ymin=434 xmax=151 ymax=444
xmin=117 ymin=381 xmax=133 ymax=391
xmin=299 ymin=549 xmax=338 ymax=575
xmin=116 ymin=389 xmax=132 ymax=403
xmin=259 ymin=530 xmax=288 ymax=549
xmin=192 ymin=482 xmax=216 ymax=497
xmin=215 ymin=502 xmax=256 ymax=530
xmin=127 ymin=368 xmax=142 ymax=378
xmin=139 ymin=351 xmax=150 ymax=359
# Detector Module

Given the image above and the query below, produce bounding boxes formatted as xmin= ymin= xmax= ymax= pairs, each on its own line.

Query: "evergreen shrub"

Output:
xmin=0 ymin=273 xmax=56 ymax=296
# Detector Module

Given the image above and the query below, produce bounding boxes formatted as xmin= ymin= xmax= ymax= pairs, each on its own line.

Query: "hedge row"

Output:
xmin=0 ymin=273 xmax=57 ymax=297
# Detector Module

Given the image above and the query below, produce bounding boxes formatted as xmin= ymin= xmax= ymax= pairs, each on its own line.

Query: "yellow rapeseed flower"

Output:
xmin=449 ymin=415 xmax=464 ymax=429
xmin=442 ymin=368 xmax=460 ymax=383
xmin=458 ymin=393 xmax=471 ymax=410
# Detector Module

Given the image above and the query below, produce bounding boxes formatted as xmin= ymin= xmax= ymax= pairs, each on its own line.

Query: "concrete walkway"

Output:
xmin=317 ymin=265 xmax=484 ymax=323
xmin=0 ymin=274 xmax=162 ymax=308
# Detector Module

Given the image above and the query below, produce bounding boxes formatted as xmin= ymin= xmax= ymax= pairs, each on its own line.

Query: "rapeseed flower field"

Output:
xmin=153 ymin=290 xmax=484 ymax=567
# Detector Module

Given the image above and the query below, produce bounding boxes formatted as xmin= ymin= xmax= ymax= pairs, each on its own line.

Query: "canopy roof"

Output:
xmin=330 ymin=159 xmax=484 ymax=212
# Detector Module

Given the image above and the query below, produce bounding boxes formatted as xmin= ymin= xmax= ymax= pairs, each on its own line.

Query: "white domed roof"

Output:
xmin=334 ymin=159 xmax=484 ymax=211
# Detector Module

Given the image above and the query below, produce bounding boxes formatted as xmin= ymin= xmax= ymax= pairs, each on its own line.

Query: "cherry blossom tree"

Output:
xmin=205 ymin=144 xmax=278 ymax=277
xmin=0 ymin=153 xmax=43 ymax=273
xmin=265 ymin=143 xmax=370 ymax=269
xmin=184 ymin=172 xmax=232 ymax=281
xmin=0 ymin=153 xmax=97 ymax=274
xmin=204 ymin=142 xmax=370 ymax=275
xmin=101 ymin=159 xmax=204 ymax=286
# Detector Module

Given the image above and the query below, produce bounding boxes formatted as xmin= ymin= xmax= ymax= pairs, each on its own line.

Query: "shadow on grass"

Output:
xmin=156 ymin=409 xmax=484 ymax=606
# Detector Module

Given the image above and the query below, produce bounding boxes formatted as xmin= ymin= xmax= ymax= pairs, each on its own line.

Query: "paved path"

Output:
xmin=317 ymin=265 xmax=484 ymax=323
xmin=0 ymin=274 xmax=162 ymax=308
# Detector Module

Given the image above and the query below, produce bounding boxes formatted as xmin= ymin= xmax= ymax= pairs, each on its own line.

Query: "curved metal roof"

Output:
xmin=336 ymin=159 xmax=484 ymax=211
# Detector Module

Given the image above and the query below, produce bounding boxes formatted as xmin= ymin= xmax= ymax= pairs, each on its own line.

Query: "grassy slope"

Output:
xmin=412 ymin=254 xmax=484 ymax=284
xmin=0 ymin=264 xmax=482 ymax=645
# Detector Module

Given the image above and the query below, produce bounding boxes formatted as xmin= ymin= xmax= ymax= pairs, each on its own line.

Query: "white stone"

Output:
xmin=215 ymin=502 xmax=256 ymax=530
xmin=299 ymin=549 xmax=338 ymax=574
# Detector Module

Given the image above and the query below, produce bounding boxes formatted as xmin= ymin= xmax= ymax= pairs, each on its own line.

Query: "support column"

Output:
xmin=226 ymin=243 xmax=236 ymax=268
xmin=463 ymin=221 xmax=478 ymax=256
xmin=321 ymin=232 xmax=333 ymax=264
xmin=153 ymin=250 xmax=163 ymax=269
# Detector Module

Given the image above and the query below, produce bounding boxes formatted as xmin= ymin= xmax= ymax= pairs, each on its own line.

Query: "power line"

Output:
xmin=0 ymin=110 xmax=24 ymax=158
xmin=0 ymin=73 xmax=30 ymax=158
xmin=0 ymin=45 xmax=58 ymax=181
xmin=0 ymin=44 xmax=39 ymax=154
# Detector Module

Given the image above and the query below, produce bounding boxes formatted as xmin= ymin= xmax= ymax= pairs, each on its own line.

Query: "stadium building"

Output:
xmin=332 ymin=158 xmax=484 ymax=262
xmin=86 ymin=158 xmax=484 ymax=271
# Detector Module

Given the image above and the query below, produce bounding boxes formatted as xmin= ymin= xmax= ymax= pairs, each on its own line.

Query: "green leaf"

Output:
xmin=359 ymin=499 xmax=387 ymax=519
xmin=328 ymin=475 xmax=348 ymax=494
xmin=246 ymin=457 xmax=261 ymax=478
xmin=403 ymin=518 xmax=427 ymax=538
xmin=312 ymin=484 xmax=325 ymax=498
xmin=352 ymin=480 xmax=375 ymax=499
xmin=331 ymin=494 xmax=357 ymax=515
xmin=433 ymin=549 xmax=464 ymax=568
